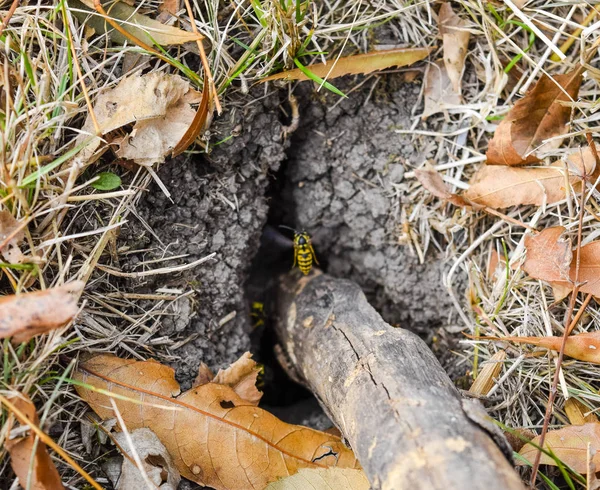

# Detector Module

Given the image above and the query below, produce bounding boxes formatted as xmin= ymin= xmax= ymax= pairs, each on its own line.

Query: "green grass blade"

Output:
xmin=293 ymin=58 xmax=346 ymax=97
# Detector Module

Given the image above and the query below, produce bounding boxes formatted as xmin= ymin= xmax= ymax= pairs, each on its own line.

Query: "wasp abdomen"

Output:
xmin=292 ymin=231 xmax=319 ymax=275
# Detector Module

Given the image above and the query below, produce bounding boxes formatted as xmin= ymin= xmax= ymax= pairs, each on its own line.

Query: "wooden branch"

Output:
xmin=274 ymin=272 xmax=525 ymax=490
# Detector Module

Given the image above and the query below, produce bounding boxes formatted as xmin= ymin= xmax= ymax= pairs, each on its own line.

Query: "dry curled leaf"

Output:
xmin=75 ymin=354 xmax=360 ymax=490
xmin=77 ymin=72 xmax=202 ymax=166
xmin=439 ymin=3 xmax=470 ymax=92
xmin=422 ymin=60 xmax=462 ymax=119
xmin=212 ymin=351 xmax=263 ymax=405
xmin=464 ymin=148 xmax=595 ymax=209
xmin=0 ymin=210 xmax=25 ymax=264
xmin=265 ymin=467 xmax=370 ymax=490
xmin=6 ymin=393 xmax=64 ymax=490
xmin=519 ymin=423 xmax=600 ymax=473
xmin=262 ymin=47 xmax=431 ymax=82
xmin=0 ymin=282 xmax=84 ymax=343
xmin=114 ymin=428 xmax=180 ymax=490
xmin=414 ymin=165 xmax=468 ymax=206
xmin=486 ymin=67 xmax=583 ymax=165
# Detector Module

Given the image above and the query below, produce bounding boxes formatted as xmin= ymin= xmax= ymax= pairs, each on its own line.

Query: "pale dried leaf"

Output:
xmin=263 ymin=48 xmax=431 ymax=82
xmin=487 ymin=67 xmax=583 ymax=165
xmin=422 ymin=60 xmax=462 ymax=119
xmin=463 ymin=151 xmax=594 ymax=209
xmin=0 ymin=282 xmax=84 ymax=343
xmin=522 ymin=227 xmax=572 ymax=283
xmin=439 ymin=3 xmax=470 ymax=92
xmin=116 ymin=100 xmax=196 ymax=166
xmin=115 ymin=428 xmax=180 ymax=490
xmin=0 ymin=210 xmax=25 ymax=264
xmin=213 ymin=351 xmax=263 ymax=405
xmin=77 ymin=0 xmax=199 ymax=46
xmin=265 ymin=468 xmax=370 ymax=490
xmin=519 ymin=423 xmax=600 ymax=473
xmin=77 ymin=72 xmax=199 ymax=166
xmin=414 ymin=166 xmax=468 ymax=207
xmin=6 ymin=394 xmax=64 ymax=490
xmin=75 ymin=355 xmax=360 ymax=490
xmin=86 ymin=72 xmax=191 ymax=135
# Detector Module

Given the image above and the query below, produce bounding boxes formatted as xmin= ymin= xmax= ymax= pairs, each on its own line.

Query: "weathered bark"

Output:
xmin=275 ymin=272 xmax=524 ymax=490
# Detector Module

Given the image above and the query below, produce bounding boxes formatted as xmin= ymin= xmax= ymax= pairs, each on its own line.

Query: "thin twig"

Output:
xmin=530 ymin=150 xmax=589 ymax=485
xmin=0 ymin=0 xmax=19 ymax=37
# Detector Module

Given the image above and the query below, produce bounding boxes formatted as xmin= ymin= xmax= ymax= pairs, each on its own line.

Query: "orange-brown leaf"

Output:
xmin=522 ymin=227 xmax=572 ymax=283
xmin=0 ymin=282 xmax=84 ymax=343
xmin=487 ymin=67 xmax=583 ymax=165
xmin=6 ymin=394 xmax=64 ymax=490
xmin=519 ymin=423 xmax=600 ymax=473
xmin=213 ymin=352 xmax=263 ymax=405
xmin=521 ymin=224 xmax=600 ymax=299
xmin=192 ymin=362 xmax=215 ymax=388
xmin=262 ymin=48 xmax=432 ymax=82
xmin=75 ymin=355 xmax=359 ymax=490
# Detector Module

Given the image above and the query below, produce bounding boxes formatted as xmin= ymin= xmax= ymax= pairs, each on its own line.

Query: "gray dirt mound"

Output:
xmin=122 ymin=94 xmax=287 ymax=385
xmin=285 ymin=80 xmax=456 ymax=331
xmin=124 ymin=78 xmax=457 ymax=389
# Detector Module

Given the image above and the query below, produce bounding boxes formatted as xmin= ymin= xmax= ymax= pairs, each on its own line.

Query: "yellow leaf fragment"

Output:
xmin=564 ymin=399 xmax=598 ymax=426
xmin=469 ymin=350 xmax=506 ymax=396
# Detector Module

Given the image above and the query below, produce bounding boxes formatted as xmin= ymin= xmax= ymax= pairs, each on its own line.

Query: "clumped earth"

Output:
xmin=284 ymin=81 xmax=456 ymax=332
xmin=124 ymin=76 xmax=458 ymax=392
xmin=121 ymin=94 xmax=288 ymax=386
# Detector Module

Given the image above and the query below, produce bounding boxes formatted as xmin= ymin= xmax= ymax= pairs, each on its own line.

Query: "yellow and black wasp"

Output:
xmin=280 ymin=226 xmax=319 ymax=275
